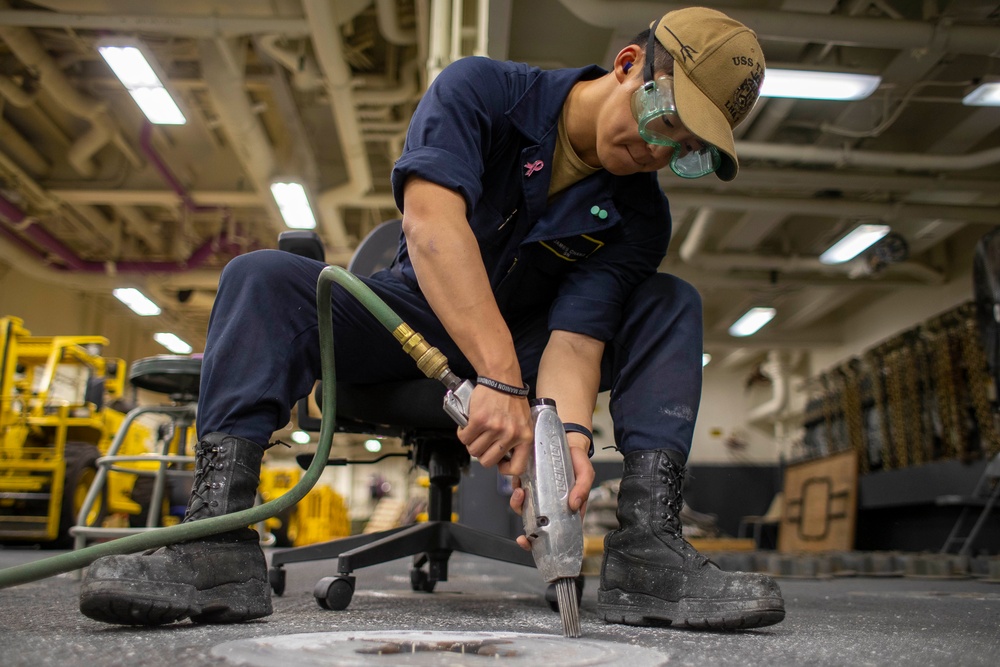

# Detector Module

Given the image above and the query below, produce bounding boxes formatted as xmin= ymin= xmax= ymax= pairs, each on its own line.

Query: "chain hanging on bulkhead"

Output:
xmin=866 ymin=349 xmax=893 ymax=470
xmin=899 ymin=342 xmax=924 ymax=466
xmin=886 ymin=346 xmax=910 ymax=468
xmin=931 ymin=325 xmax=963 ymax=460
xmin=821 ymin=373 xmax=837 ymax=456
xmin=959 ymin=309 xmax=1000 ymax=458
xmin=840 ymin=362 xmax=867 ymax=473
xmin=913 ymin=333 xmax=936 ymax=462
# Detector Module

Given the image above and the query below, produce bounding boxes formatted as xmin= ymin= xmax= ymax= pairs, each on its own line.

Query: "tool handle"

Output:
xmin=442 ymin=378 xmax=474 ymax=427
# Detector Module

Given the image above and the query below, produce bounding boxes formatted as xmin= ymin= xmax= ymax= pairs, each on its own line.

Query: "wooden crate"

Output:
xmin=778 ymin=450 xmax=858 ymax=553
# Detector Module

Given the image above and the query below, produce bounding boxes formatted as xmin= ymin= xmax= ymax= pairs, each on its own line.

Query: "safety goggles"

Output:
xmin=629 ymin=23 xmax=721 ymax=179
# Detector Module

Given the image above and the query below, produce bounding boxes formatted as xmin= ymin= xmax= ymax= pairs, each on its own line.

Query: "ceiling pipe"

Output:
xmin=0 ymin=7 xmax=142 ymax=177
xmin=738 ymin=142 xmax=1000 ymax=173
xmin=198 ymin=38 xmax=284 ymax=237
xmin=139 ymin=121 xmax=218 ymax=215
xmin=0 ymin=116 xmax=49 ymax=175
xmin=72 ymin=203 xmax=121 ymax=254
xmin=303 ymin=0 xmax=376 ymax=254
xmin=0 ymin=191 xmax=239 ymax=273
xmin=376 ymin=0 xmax=417 ymax=45
xmin=668 ymin=191 xmax=998 ymax=225
xmin=254 ymin=35 xmax=324 ymax=91
xmin=678 ymin=211 xmax=945 ymax=284
xmin=51 ymin=189 xmax=262 ymax=207
xmin=0 ymin=75 xmax=37 ymax=107
xmin=0 ymin=233 xmax=117 ymax=291
xmin=449 ymin=0 xmax=464 ymax=63
xmin=747 ymin=351 xmax=792 ymax=425
xmin=665 ymin=261 xmax=939 ymax=289
xmin=427 ymin=0 xmax=452 ymax=83
xmin=557 ymin=0 xmax=1000 ymax=57
xmin=663 ymin=167 xmax=1000 ymax=197
xmin=0 ymin=9 xmax=311 ymax=37
xmin=24 ymin=0 xmax=294 ymax=11
xmin=112 ymin=204 xmax=165 ymax=255
xmin=353 ymin=58 xmax=421 ymax=106
xmin=474 ymin=0 xmax=490 ymax=56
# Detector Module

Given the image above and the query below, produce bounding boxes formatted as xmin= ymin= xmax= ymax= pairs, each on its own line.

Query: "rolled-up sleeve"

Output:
xmin=391 ymin=57 xmax=510 ymax=217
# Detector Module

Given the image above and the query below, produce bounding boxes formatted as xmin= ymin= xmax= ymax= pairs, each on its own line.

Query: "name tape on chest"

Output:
xmin=538 ymin=234 xmax=605 ymax=262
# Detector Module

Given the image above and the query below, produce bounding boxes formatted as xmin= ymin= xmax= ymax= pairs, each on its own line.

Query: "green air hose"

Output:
xmin=0 ymin=265 xmax=451 ymax=589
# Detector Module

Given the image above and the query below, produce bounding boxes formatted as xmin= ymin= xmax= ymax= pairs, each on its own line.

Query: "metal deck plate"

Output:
xmin=212 ymin=630 xmax=667 ymax=666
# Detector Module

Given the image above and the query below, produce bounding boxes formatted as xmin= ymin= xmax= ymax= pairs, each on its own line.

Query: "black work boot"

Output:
xmin=598 ymin=449 xmax=785 ymax=630
xmin=79 ymin=433 xmax=272 ymax=626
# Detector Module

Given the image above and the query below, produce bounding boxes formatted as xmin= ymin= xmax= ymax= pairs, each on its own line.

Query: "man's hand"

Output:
xmin=509 ymin=435 xmax=594 ymax=551
xmin=458 ymin=384 xmax=533 ymax=475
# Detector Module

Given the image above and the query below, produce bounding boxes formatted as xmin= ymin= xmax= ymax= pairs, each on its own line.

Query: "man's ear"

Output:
xmin=613 ymin=44 xmax=642 ymax=82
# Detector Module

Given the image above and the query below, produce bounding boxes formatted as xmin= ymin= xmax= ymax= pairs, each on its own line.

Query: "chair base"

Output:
xmin=270 ymin=519 xmax=534 ymax=580
xmin=268 ymin=439 xmax=535 ymax=608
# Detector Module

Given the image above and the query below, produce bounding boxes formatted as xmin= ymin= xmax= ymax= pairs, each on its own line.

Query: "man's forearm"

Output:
xmin=401 ymin=177 xmax=522 ymax=383
xmin=536 ymin=330 xmax=604 ymax=442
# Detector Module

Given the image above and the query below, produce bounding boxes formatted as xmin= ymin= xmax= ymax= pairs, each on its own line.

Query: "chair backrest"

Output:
xmin=347 ymin=219 xmax=403 ymax=277
xmin=277 ymin=230 xmax=326 ymax=262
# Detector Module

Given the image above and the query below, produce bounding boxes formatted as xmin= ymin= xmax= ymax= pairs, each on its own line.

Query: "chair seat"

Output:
xmin=129 ymin=355 xmax=202 ymax=399
xmin=335 ymin=378 xmax=456 ymax=431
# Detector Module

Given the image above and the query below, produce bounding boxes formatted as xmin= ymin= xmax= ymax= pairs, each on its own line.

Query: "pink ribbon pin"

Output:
xmin=524 ymin=160 xmax=544 ymax=177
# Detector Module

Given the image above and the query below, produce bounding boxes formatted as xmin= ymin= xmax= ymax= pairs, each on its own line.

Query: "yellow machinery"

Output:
xmin=259 ymin=466 xmax=351 ymax=547
xmin=0 ymin=316 xmax=152 ymax=545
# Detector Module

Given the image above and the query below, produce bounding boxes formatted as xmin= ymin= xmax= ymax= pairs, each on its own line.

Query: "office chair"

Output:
xmin=268 ymin=223 xmax=534 ymax=611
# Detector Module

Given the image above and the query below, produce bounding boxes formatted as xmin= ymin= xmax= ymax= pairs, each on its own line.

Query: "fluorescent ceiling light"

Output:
xmin=963 ymin=79 xmax=1000 ymax=107
xmin=761 ymin=69 xmax=881 ymax=101
xmin=729 ymin=307 xmax=776 ymax=337
xmin=819 ymin=224 xmax=891 ymax=265
xmin=153 ymin=332 xmax=192 ymax=354
xmin=97 ymin=43 xmax=186 ymax=125
xmin=702 ymin=353 xmax=712 ymax=367
xmin=113 ymin=287 xmax=161 ymax=316
xmin=364 ymin=438 xmax=383 ymax=453
xmin=270 ymin=181 xmax=318 ymax=230
xmin=290 ymin=430 xmax=311 ymax=444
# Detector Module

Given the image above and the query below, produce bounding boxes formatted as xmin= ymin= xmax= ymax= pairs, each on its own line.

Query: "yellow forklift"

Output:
xmin=0 ymin=316 xmax=151 ymax=547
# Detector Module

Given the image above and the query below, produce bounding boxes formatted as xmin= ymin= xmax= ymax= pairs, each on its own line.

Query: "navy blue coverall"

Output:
xmin=197 ymin=57 xmax=704 ymax=458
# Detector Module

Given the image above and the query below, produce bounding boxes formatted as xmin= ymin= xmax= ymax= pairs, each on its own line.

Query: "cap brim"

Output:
xmin=672 ymin=68 xmax=739 ymax=181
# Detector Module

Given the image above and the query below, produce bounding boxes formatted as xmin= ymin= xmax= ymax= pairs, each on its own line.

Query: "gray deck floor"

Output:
xmin=1 ymin=546 xmax=998 ymax=666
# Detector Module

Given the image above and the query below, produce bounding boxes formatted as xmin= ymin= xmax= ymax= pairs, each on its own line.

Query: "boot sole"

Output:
xmin=80 ymin=577 xmax=273 ymax=626
xmin=597 ymin=588 xmax=785 ymax=630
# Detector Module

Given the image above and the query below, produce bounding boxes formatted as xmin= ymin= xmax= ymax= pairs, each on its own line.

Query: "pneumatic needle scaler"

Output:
xmin=442 ymin=373 xmax=585 ymax=637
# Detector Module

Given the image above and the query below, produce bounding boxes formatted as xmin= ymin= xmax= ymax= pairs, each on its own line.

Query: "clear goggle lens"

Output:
xmin=630 ymin=77 xmax=721 ymax=179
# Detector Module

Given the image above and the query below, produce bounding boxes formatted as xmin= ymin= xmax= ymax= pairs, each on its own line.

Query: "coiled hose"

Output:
xmin=0 ymin=266 xmax=449 ymax=589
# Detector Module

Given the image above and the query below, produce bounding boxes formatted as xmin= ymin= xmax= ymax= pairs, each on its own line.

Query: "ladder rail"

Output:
xmin=940 ymin=453 xmax=1000 ymax=555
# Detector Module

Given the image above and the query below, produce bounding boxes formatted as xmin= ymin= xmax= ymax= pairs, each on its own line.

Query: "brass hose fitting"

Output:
xmin=392 ymin=323 xmax=450 ymax=381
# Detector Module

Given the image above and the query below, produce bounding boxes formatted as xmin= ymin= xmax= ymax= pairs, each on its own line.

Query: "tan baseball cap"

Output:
xmin=653 ymin=7 xmax=765 ymax=181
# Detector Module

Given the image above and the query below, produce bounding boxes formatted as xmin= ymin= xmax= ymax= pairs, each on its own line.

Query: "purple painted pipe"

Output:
xmin=0 ymin=191 xmax=243 ymax=273
xmin=0 ymin=120 xmax=251 ymax=273
xmin=139 ymin=121 xmax=218 ymax=214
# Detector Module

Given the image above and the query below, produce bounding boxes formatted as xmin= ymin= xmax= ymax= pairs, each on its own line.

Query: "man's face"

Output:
xmin=595 ymin=59 xmax=707 ymax=177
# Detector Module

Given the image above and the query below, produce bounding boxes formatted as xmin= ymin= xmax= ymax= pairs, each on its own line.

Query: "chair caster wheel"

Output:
xmin=545 ymin=574 xmax=585 ymax=613
xmin=269 ymin=566 xmax=286 ymax=596
xmin=314 ymin=575 xmax=355 ymax=610
xmin=410 ymin=567 xmax=436 ymax=593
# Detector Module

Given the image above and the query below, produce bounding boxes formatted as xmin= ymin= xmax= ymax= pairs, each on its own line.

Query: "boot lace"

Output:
xmin=658 ymin=462 xmax=685 ymax=536
xmin=657 ymin=456 xmax=709 ymax=565
xmin=183 ymin=444 xmax=222 ymax=521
